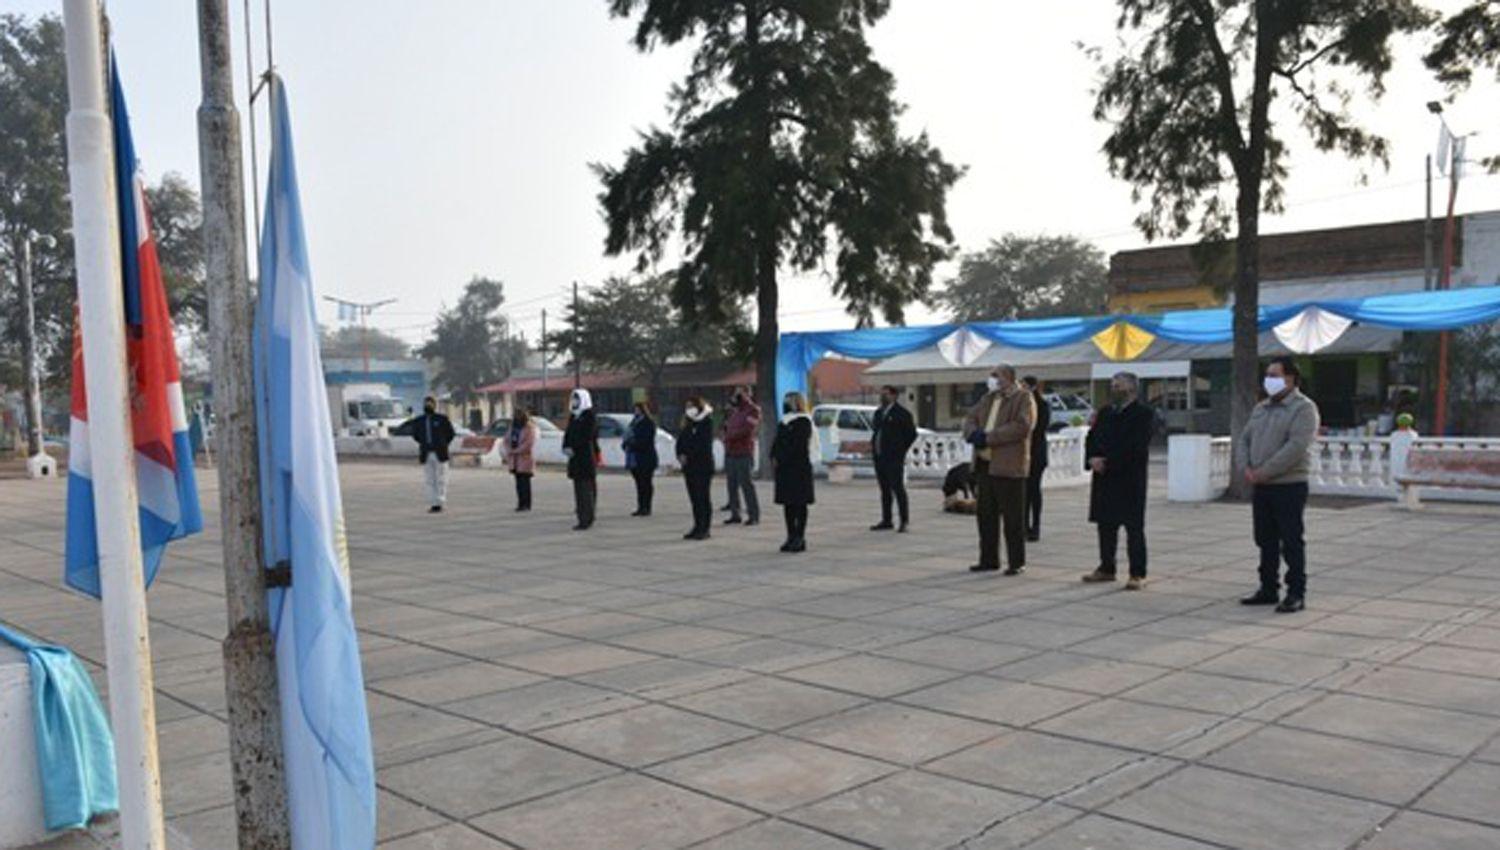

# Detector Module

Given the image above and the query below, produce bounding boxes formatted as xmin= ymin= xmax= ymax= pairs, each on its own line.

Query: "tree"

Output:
xmin=418 ymin=277 xmax=526 ymax=404
xmin=1 ymin=13 xmax=72 ymax=388
xmin=547 ymin=274 xmax=750 ymax=402
xmin=145 ymin=172 xmax=208 ymax=333
xmin=935 ymin=234 xmax=1109 ymax=322
xmin=1090 ymin=0 xmax=1430 ymax=494
xmin=319 ymin=325 xmax=410 ymax=361
xmin=598 ymin=0 xmax=960 ymax=469
xmin=1426 ymin=1 xmax=1500 ymax=171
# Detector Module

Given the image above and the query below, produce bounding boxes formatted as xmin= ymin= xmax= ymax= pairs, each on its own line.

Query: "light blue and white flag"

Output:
xmin=254 ymin=74 xmax=375 ymax=849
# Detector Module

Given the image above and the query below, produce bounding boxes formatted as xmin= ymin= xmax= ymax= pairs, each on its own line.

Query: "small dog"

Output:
xmin=942 ymin=463 xmax=977 ymax=514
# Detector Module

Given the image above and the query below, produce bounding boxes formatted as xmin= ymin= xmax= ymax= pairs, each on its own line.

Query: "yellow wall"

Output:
xmin=1109 ymin=285 xmax=1220 ymax=313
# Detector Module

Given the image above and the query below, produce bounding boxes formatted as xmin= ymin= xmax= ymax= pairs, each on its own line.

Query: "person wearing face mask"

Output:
xmin=772 ymin=392 xmax=818 ymax=553
xmin=678 ymin=395 xmax=717 ymax=540
xmin=1081 ymin=372 xmax=1154 ymax=589
xmin=720 ymin=386 xmax=761 ymax=526
xmin=503 ymin=408 xmax=538 ymax=512
xmin=562 ymin=388 xmax=601 ymax=530
xmin=401 ymin=395 xmax=456 ymax=513
xmin=1021 ymin=376 xmax=1052 ymax=541
xmin=1239 ymin=357 xmax=1321 ymax=613
xmin=962 ymin=365 xmax=1036 ymax=575
xmin=870 ymin=385 xmax=918 ymax=532
xmin=623 ymin=401 xmax=659 ymax=516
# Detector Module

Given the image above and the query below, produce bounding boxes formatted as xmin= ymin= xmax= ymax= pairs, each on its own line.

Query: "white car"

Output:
xmin=484 ymin=417 xmax=566 ymax=465
xmin=1042 ymin=393 xmax=1094 ymax=431
xmin=596 ymin=413 xmax=679 ymax=473
xmin=811 ymin=404 xmax=933 ymax=462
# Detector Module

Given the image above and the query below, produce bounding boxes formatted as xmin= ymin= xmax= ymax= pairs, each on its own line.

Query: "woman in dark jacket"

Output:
xmin=677 ymin=395 xmax=716 ymax=540
xmin=772 ymin=391 xmax=817 ymax=553
xmin=623 ymin=401 xmax=660 ymax=516
xmin=562 ymin=389 xmax=600 ymax=531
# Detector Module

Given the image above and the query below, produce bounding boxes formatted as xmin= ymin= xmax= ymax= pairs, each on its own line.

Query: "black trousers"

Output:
xmin=1254 ymin=482 xmax=1309 ymax=598
xmin=976 ymin=475 xmax=1026 ymax=569
xmin=513 ymin=472 xmax=532 ymax=510
xmin=631 ymin=466 xmax=654 ymax=514
xmin=686 ymin=472 xmax=713 ymax=534
xmin=875 ymin=458 xmax=909 ymax=525
xmin=1026 ymin=467 xmax=1045 ymax=535
xmin=1097 ymin=519 xmax=1147 ymax=578
xmin=572 ymin=477 xmax=596 ymax=528
xmin=783 ymin=503 xmax=808 ymax=541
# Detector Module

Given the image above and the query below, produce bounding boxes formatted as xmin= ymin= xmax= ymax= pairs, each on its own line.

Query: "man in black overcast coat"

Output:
xmin=1081 ymin=372 xmax=1155 ymax=589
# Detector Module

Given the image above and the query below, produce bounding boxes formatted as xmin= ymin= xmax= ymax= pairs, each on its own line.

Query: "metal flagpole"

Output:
xmin=60 ymin=2 xmax=166 ymax=847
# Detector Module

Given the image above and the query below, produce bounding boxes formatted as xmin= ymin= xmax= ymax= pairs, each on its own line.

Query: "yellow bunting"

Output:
xmin=1091 ymin=321 xmax=1155 ymax=361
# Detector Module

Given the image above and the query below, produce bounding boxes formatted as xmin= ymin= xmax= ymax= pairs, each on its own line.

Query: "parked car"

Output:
xmin=1042 ymin=393 xmax=1093 ymax=431
xmin=596 ymin=413 xmax=679 ymax=473
xmin=483 ymin=417 xmax=566 ymax=465
xmin=811 ymin=403 xmax=933 ymax=462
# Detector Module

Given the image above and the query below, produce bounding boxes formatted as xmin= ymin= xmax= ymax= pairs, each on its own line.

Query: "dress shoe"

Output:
xmin=1275 ymin=596 xmax=1305 ymax=613
xmin=684 ymin=530 xmax=699 ymax=540
xmin=969 ymin=564 xmax=999 ymax=573
xmin=870 ymin=521 xmax=895 ymax=531
xmin=780 ymin=539 xmax=794 ymax=552
xmin=1003 ymin=565 xmax=1026 ymax=576
xmin=573 ymin=523 xmax=591 ymax=531
xmin=1125 ymin=576 xmax=1147 ymax=591
xmin=788 ymin=538 xmax=806 ymax=553
xmin=897 ymin=523 xmax=909 ymax=533
xmin=725 ymin=516 xmax=743 ymax=526
xmin=1240 ymin=590 xmax=1280 ymax=606
xmin=429 ymin=505 xmax=443 ymax=514
xmin=745 ymin=517 xmax=759 ymax=526
xmin=1026 ymin=531 xmax=1040 ymax=542
xmin=1081 ymin=568 xmax=1116 ymax=583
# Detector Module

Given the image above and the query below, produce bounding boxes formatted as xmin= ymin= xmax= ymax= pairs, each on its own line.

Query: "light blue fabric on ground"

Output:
xmin=0 ymin=623 xmax=118 ymax=832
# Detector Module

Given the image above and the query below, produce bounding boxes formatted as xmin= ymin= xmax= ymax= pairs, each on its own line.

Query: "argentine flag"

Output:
xmin=254 ymin=75 xmax=376 ymax=848
xmin=65 ymin=56 xmax=202 ymax=597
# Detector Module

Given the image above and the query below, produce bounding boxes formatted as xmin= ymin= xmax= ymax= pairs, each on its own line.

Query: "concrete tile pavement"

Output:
xmin=3 ymin=459 xmax=1500 ymax=849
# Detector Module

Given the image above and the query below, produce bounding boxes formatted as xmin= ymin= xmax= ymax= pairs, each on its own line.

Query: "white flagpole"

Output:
xmin=60 ymin=2 xmax=167 ymax=848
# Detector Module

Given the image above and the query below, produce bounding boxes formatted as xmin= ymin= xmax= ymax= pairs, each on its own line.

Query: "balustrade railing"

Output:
xmin=904 ymin=428 xmax=1091 ymax=488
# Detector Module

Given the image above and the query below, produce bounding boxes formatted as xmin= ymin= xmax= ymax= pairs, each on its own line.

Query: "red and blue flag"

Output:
xmin=65 ymin=55 xmax=202 ymax=598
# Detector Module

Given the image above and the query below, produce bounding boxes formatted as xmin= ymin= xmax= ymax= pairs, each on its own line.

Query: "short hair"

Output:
xmin=993 ymin=363 xmax=1017 ymax=381
xmin=783 ymin=391 xmax=808 ymax=413
xmin=685 ymin=394 xmax=706 ymax=409
xmin=1112 ymin=372 xmax=1140 ymax=393
xmin=423 ymin=395 xmax=436 ymax=404
xmin=1021 ymin=375 xmax=1039 ymax=389
xmin=1269 ymin=356 xmax=1301 ymax=383
xmin=881 ymin=385 xmax=900 ymax=396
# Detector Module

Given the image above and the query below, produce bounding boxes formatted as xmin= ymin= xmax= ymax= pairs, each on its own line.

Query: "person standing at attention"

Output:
xmin=1080 ymin=372 xmax=1154 ymax=589
xmin=963 ymin=365 xmax=1035 ymax=575
xmin=1021 ymin=376 xmax=1052 ymax=541
xmin=720 ymin=386 xmax=761 ymax=526
xmin=870 ymin=385 xmax=918 ymax=533
xmin=678 ymin=395 xmax=716 ymax=540
xmin=773 ymin=392 xmax=817 ymax=553
xmin=1240 ymin=357 xmax=1320 ymax=613
xmin=403 ymin=396 xmax=455 ymax=513
xmin=624 ymin=401 xmax=659 ymax=516
xmin=563 ymin=389 xmax=600 ymax=530
xmin=503 ymin=409 xmax=537 ymax=512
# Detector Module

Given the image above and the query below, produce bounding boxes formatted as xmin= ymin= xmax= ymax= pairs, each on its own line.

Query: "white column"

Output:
xmin=60 ymin=3 xmax=166 ymax=847
xmin=1168 ymin=434 xmax=1215 ymax=502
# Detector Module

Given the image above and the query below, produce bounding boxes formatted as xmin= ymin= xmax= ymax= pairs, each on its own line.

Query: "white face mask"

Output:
xmin=1263 ymin=376 xmax=1288 ymax=397
xmin=986 ymin=376 xmax=1001 ymax=392
xmin=686 ymin=406 xmax=701 ymax=420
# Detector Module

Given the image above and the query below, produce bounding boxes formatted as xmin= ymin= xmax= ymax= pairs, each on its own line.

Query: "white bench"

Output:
xmin=1 ymin=645 xmax=52 ymax=848
xmin=1394 ymin=448 xmax=1500 ymax=508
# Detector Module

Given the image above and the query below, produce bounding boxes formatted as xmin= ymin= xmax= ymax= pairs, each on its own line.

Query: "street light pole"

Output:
xmin=19 ymin=232 xmax=57 ymax=477
xmin=1423 ymin=154 xmax=1433 ymax=291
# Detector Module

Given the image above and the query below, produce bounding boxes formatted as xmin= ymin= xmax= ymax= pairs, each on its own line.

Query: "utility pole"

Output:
xmin=322 ymin=295 xmax=396 ymax=374
xmin=19 ymin=231 xmax=57 ymax=477
xmin=1428 ymin=101 xmax=1467 ymax=438
xmin=195 ymin=0 xmax=291 ymax=847
xmin=1423 ymin=154 xmax=1433 ymax=291
xmin=572 ymin=281 xmax=582 ymax=389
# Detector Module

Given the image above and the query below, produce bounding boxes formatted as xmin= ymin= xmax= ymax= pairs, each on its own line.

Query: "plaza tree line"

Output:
xmin=4 ymin=3 xmax=1500 ymax=459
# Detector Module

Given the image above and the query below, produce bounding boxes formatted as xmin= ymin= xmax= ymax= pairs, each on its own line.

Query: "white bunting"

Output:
xmin=936 ymin=326 xmax=992 ymax=366
xmin=1273 ymin=306 xmax=1352 ymax=354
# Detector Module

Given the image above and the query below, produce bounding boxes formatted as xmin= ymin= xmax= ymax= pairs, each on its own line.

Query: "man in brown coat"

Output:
xmin=963 ymin=364 xmax=1037 ymax=575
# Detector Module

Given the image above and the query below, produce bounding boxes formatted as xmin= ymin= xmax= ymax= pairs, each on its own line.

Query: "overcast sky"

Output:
xmin=15 ymin=0 xmax=1500 ymax=346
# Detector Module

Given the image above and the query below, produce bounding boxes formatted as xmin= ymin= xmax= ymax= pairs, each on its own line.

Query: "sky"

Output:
xmin=14 ymin=0 xmax=1500 ymax=349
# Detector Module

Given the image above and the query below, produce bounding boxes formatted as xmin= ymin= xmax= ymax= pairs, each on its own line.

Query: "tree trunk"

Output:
xmin=755 ymin=244 xmax=778 ymax=479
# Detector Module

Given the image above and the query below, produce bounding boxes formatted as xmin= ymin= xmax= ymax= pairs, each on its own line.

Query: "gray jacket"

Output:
xmin=1239 ymin=389 xmax=1321 ymax=485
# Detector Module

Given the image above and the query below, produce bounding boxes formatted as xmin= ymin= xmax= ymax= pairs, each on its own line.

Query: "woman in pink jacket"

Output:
xmin=503 ymin=409 xmax=538 ymax=511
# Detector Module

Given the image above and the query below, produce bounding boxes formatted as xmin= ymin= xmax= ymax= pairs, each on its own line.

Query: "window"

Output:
xmin=950 ymin=383 xmax=987 ymax=417
xmin=347 ymin=402 xmax=358 ymax=419
xmin=837 ymin=409 xmax=870 ymax=430
xmin=598 ymin=417 xmax=624 ymax=438
xmin=813 ymin=409 xmax=836 ymax=428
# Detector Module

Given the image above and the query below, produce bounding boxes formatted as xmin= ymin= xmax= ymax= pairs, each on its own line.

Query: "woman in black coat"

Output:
xmin=562 ymin=389 xmax=601 ymax=531
xmin=623 ymin=401 xmax=659 ymax=516
xmin=677 ymin=395 xmax=716 ymax=540
xmin=772 ymin=391 xmax=817 ymax=553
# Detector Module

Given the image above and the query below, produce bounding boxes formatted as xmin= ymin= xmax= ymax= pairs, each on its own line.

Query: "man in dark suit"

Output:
xmin=402 ymin=396 xmax=456 ymax=513
xmin=1022 ymin=376 xmax=1052 ymax=541
xmin=870 ymin=385 xmax=919 ymax=532
xmin=1082 ymin=372 xmax=1154 ymax=589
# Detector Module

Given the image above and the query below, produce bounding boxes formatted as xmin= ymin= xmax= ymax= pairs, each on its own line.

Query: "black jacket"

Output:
xmin=563 ymin=409 xmax=600 ymax=480
xmin=772 ymin=415 xmax=816 ymax=506
xmin=404 ymin=411 xmax=455 ymax=464
xmin=1086 ymin=400 xmax=1153 ymax=526
xmin=871 ymin=402 xmax=918 ymax=465
xmin=623 ymin=414 xmax=659 ymax=472
xmin=678 ymin=416 xmax=715 ymax=478
xmin=1029 ymin=390 xmax=1052 ymax=472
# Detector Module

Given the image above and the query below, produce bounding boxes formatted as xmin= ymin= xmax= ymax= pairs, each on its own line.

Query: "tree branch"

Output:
xmin=1186 ymin=0 xmax=1248 ymax=169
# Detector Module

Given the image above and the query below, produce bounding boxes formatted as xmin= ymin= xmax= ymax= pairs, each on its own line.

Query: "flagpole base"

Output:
xmin=25 ymin=452 xmax=57 ymax=480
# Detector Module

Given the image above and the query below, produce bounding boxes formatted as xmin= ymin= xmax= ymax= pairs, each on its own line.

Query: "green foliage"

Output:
xmin=319 ymin=324 xmax=410 ymax=361
xmin=935 ymin=234 xmax=1109 ymax=322
xmin=145 ymin=172 xmax=207 ymax=333
xmin=1426 ymin=1 xmax=1500 ymax=172
xmin=418 ymin=277 xmax=527 ymax=403
xmin=547 ymin=274 xmax=750 ymax=395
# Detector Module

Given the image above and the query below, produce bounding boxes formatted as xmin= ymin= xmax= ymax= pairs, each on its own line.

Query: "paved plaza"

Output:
xmin=4 ymin=459 xmax=1500 ymax=849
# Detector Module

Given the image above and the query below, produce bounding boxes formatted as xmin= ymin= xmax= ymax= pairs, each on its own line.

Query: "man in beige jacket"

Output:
xmin=963 ymin=364 xmax=1037 ymax=575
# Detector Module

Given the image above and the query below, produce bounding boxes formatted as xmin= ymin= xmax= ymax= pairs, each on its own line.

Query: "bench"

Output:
xmin=450 ymin=435 xmax=498 ymax=466
xmin=1394 ymin=447 xmax=1500 ymax=508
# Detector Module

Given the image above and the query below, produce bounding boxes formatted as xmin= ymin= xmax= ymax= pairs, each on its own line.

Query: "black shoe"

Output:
xmin=746 ymin=517 xmax=759 ymax=526
xmin=870 ymin=521 xmax=895 ymax=531
xmin=1003 ymin=565 xmax=1026 ymax=576
xmin=780 ymin=539 xmax=794 ymax=552
xmin=1241 ymin=590 xmax=1280 ymax=606
xmin=630 ymin=510 xmax=643 ymax=517
xmin=429 ymin=505 xmax=443 ymax=513
xmin=897 ymin=522 xmax=909 ymax=533
xmin=788 ymin=538 xmax=806 ymax=553
xmin=573 ymin=523 xmax=591 ymax=531
xmin=969 ymin=564 xmax=999 ymax=573
xmin=1026 ymin=531 xmax=1040 ymax=542
xmin=719 ymin=504 xmax=732 ymax=512
xmin=1275 ymin=596 xmax=1305 ymax=614
xmin=725 ymin=516 xmax=743 ymax=526
xmin=684 ymin=530 xmax=699 ymax=540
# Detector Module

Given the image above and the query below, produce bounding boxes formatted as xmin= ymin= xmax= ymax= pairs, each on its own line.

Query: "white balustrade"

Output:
xmin=905 ymin=428 xmax=1090 ymax=488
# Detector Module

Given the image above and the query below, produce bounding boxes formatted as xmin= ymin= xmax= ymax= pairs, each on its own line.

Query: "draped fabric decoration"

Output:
xmin=774 ymin=285 xmax=1500 ymax=404
xmin=1090 ymin=321 xmax=1157 ymax=361
xmin=936 ymin=326 xmax=992 ymax=366
xmin=1272 ymin=306 xmax=1354 ymax=354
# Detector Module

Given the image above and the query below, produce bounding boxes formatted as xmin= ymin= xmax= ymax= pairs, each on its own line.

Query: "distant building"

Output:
xmin=322 ymin=357 xmax=430 ymax=417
